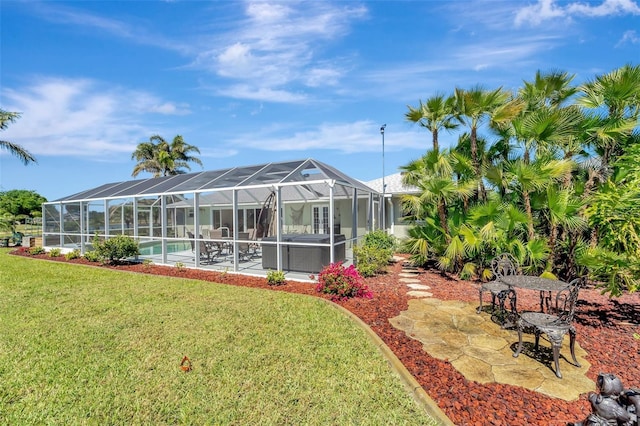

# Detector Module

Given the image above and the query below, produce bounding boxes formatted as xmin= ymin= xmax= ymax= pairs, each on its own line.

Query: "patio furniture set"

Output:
xmin=186 ymin=229 xmax=347 ymax=274
xmin=477 ymin=253 xmax=583 ymax=379
xmin=187 ymin=229 xmax=258 ymax=264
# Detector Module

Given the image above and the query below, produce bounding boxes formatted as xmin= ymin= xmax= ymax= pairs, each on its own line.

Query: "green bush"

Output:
xmin=92 ymin=235 xmax=139 ymax=264
xmin=48 ymin=248 xmax=62 ymax=257
xmin=354 ymin=230 xmax=396 ymax=277
xmin=266 ymin=270 xmax=286 ymax=286
xmin=354 ymin=244 xmax=393 ymax=277
xmin=83 ymin=250 xmax=101 ymax=262
xmin=65 ymin=249 xmax=81 ymax=260
xmin=29 ymin=246 xmax=45 ymax=255
xmin=363 ymin=230 xmax=396 ymax=251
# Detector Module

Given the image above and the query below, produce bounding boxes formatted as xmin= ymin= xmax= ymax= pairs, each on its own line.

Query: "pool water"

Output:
xmin=139 ymin=241 xmax=191 ymax=256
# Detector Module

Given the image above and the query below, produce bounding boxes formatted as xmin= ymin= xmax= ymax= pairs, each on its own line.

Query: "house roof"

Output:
xmin=52 ymin=158 xmax=378 ymax=203
xmin=365 ymin=172 xmax=419 ymax=195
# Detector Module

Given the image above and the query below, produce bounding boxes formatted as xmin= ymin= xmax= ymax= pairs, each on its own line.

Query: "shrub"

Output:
xmin=354 ymin=230 xmax=396 ymax=277
xmin=353 ymin=244 xmax=393 ymax=277
xmin=83 ymin=250 xmax=102 ymax=263
xmin=266 ymin=270 xmax=286 ymax=286
xmin=175 ymin=262 xmax=185 ymax=271
xmin=92 ymin=234 xmax=139 ymax=264
xmin=48 ymin=248 xmax=62 ymax=257
xmin=65 ymin=249 xmax=81 ymax=260
xmin=316 ymin=262 xmax=373 ymax=301
xmin=29 ymin=246 xmax=45 ymax=255
xmin=363 ymin=229 xmax=396 ymax=251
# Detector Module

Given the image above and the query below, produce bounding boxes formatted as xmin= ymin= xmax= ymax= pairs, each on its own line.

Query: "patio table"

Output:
xmin=500 ymin=275 xmax=569 ymax=313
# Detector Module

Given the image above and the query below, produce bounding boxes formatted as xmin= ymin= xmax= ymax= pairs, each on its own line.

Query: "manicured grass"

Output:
xmin=0 ymin=250 xmax=438 ymax=425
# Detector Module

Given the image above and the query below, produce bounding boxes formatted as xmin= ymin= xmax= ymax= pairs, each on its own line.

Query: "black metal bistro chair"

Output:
xmin=477 ymin=253 xmax=519 ymax=315
xmin=513 ymin=277 xmax=583 ymax=378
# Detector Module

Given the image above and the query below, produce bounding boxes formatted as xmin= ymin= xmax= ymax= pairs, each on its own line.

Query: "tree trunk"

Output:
xmin=438 ymin=200 xmax=450 ymax=243
xmin=523 ymin=190 xmax=535 ymax=240
xmin=470 ymin=126 xmax=478 ymax=173
xmin=432 ymin=129 xmax=439 ymax=151
xmin=590 ymin=227 xmax=598 ymax=248
xmin=548 ymin=223 xmax=557 ymax=270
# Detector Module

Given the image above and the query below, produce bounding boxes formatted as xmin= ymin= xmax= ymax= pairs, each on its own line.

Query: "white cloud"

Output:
xmin=229 ymin=120 xmax=424 ymax=154
xmin=567 ymin=0 xmax=640 ymax=16
xmin=1 ymin=77 xmax=190 ymax=157
xmin=516 ymin=0 xmax=640 ymax=26
xmin=192 ymin=1 xmax=366 ymax=102
xmin=29 ymin=2 xmax=192 ymax=54
xmin=616 ymin=29 xmax=640 ymax=45
xmin=515 ymin=0 xmax=570 ymax=26
xmin=216 ymin=84 xmax=308 ymax=103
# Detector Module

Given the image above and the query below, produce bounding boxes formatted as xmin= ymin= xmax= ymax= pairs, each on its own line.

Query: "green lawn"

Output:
xmin=0 ymin=249 xmax=438 ymax=425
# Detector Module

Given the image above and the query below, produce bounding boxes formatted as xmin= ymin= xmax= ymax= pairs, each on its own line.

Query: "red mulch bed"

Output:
xmin=11 ymin=248 xmax=640 ymax=425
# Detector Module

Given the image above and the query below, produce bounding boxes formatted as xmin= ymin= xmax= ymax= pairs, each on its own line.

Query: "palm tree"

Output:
xmin=405 ymin=93 xmax=458 ymax=151
xmin=576 ymin=64 xmax=640 ymax=169
xmin=541 ymin=185 xmax=585 ymax=270
xmin=401 ymin=149 xmax=477 ymax=243
xmin=0 ymin=109 xmax=37 ymax=165
xmin=453 ymin=86 xmax=520 ymax=201
xmin=453 ymin=86 xmax=517 ymax=171
xmin=131 ymin=135 xmax=203 ymax=177
xmin=505 ymin=157 xmax=573 ymax=240
xmin=520 ymin=70 xmax=577 ymax=110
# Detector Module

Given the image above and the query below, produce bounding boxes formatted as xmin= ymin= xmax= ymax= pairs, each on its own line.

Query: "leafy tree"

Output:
xmin=0 ymin=109 xmax=37 ymax=165
xmin=131 ymin=135 xmax=203 ymax=177
xmin=0 ymin=190 xmax=47 ymax=218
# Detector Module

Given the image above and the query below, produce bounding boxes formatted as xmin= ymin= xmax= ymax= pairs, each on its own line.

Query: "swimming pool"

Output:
xmin=139 ymin=241 xmax=191 ymax=256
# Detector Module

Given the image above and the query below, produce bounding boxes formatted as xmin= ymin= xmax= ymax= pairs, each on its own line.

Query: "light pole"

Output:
xmin=380 ymin=124 xmax=386 ymax=232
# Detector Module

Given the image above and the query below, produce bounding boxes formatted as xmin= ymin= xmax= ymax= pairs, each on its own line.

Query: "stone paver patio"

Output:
xmin=390 ymin=297 xmax=595 ymax=401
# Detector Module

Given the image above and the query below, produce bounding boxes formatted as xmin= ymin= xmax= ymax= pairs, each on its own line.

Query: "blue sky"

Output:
xmin=1 ymin=0 xmax=639 ymax=202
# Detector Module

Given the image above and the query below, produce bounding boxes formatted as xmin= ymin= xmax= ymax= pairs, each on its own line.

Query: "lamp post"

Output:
xmin=380 ymin=124 xmax=386 ymax=232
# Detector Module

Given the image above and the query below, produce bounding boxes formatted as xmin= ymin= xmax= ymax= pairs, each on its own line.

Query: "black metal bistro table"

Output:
xmin=500 ymin=275 xmax=569 ymax=313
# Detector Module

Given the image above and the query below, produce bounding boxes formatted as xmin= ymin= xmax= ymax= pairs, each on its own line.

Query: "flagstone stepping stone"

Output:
xmin=399 ymin=272 xmax=420 ymax=278
xmin=406 ymin=290 xmax=433 ymax=298
xmin=407 ymin=284 xmax=431 ymax=290
xmin=399 ymin=277 xmax=421 ymax=283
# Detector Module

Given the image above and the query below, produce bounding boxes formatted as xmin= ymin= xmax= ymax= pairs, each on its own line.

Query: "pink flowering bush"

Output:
xmin=316 ymin=262 xmax=373 ymax=301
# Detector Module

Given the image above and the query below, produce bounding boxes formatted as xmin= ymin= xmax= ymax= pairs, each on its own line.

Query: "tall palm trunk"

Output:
xmin=547 ymin=223 xmax=558 ymax=270
xmin=470 ymin=126 xmax=487 ymax=201
xmin=523 ymin=190 xmax=535 ymax=240
xmin=437 ymin=200 xmax=450 ymax=243
xmin=432 ymin=129 xmax=439 ymax=151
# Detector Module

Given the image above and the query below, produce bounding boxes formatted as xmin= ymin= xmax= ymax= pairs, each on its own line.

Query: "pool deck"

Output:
xmin=140 ymin=247 xmax=353 ymax=283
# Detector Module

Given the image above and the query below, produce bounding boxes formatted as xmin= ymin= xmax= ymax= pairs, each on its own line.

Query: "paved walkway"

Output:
xmin=388 ymin=260 xmax=595 ymax=402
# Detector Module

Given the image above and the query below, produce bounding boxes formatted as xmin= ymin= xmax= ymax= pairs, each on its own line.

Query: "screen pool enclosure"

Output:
xmin=42 ymin=159 xmax=383 ymax=279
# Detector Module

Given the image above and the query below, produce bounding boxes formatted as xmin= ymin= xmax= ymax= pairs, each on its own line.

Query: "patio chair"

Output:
xmin=187 ymin=231 xmax=195 ymax=252
xmin=247 ymin=228 xmax=260 ymax=257
xmin=236 ymin=232 xmax=252 ymax=261
xmin=477 ymin=253 xmax=519 ymax=314
xmin=512 ymin=277 xmax=583 ymax=379
xmin=198 ymin=234 xmax=221 ymax=264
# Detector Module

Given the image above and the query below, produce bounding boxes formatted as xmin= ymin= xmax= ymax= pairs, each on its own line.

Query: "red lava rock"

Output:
xmin=11 ymin=249 xmax=640 ymax=426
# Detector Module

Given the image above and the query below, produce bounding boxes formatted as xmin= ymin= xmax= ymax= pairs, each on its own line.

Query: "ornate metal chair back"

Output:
xmin=491 ymin=253 xmax=519 ymax=279
xmin=553 ymin=277 xmax=583 ymax=323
